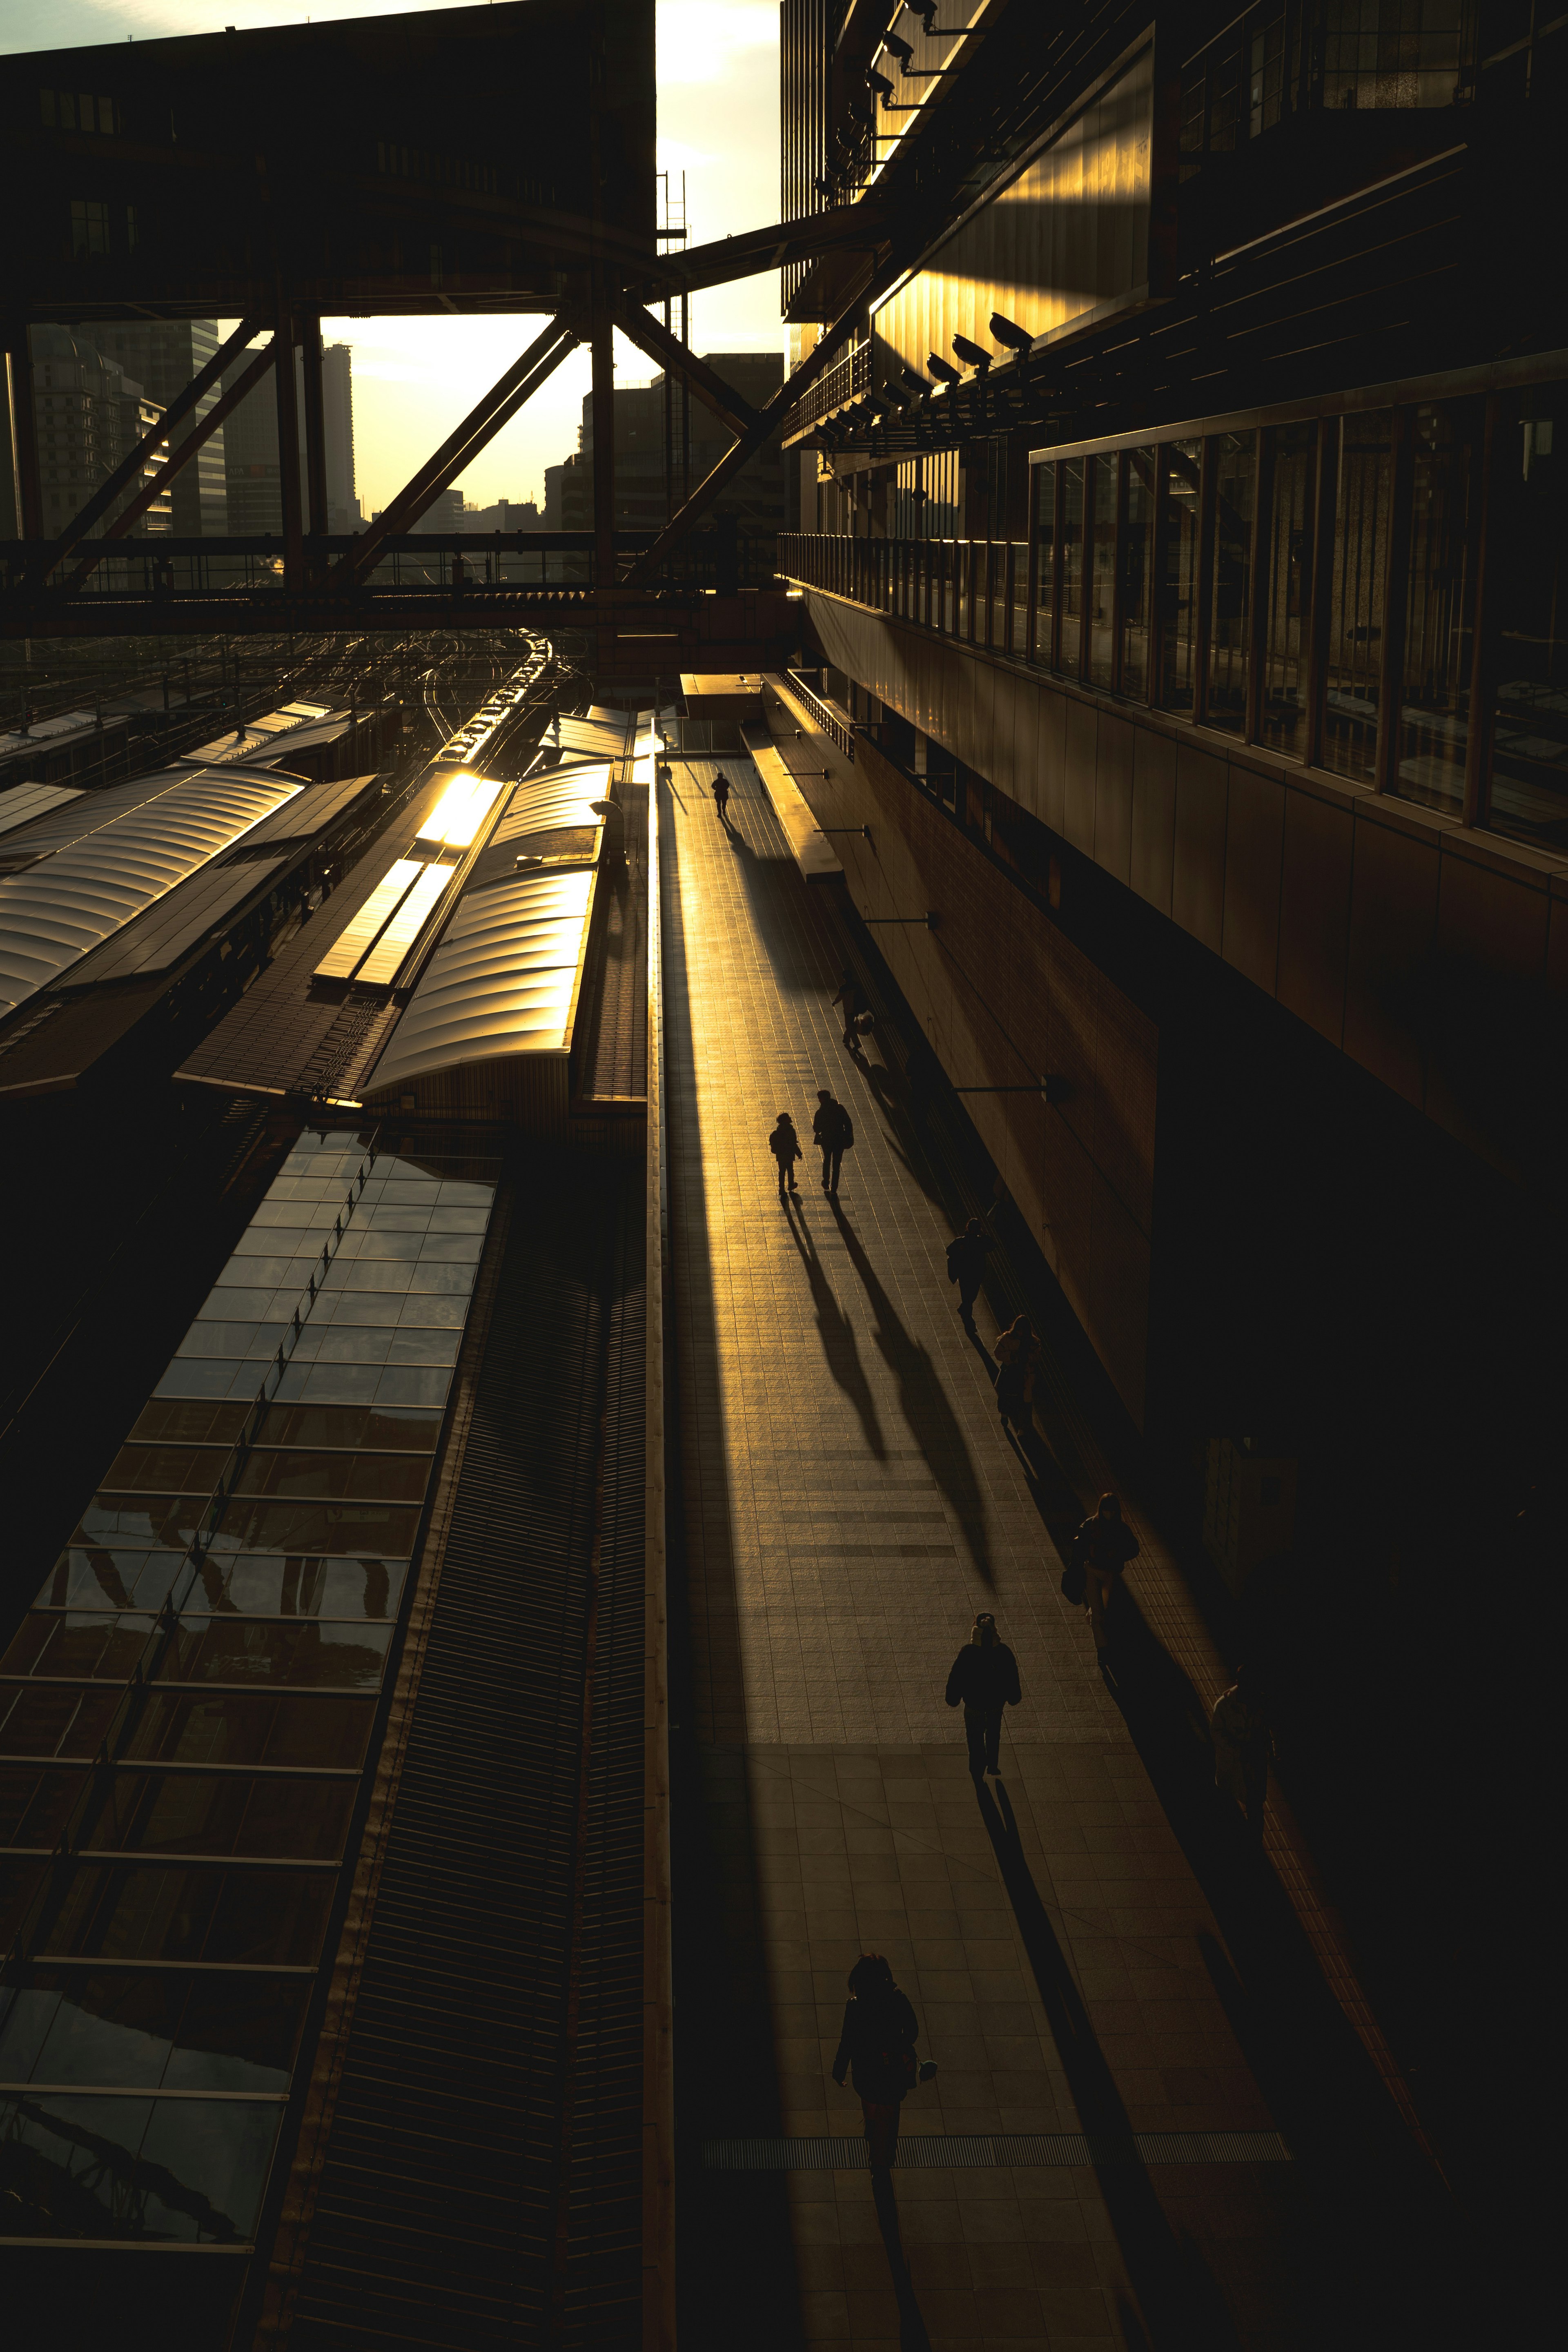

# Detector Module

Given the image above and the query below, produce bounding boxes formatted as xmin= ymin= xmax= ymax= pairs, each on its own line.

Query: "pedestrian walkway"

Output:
xmin=661 ymin=753 xmax=1461 ymax=2351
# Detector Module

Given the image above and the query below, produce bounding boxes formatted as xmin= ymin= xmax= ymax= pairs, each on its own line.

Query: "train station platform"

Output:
xmin=658 ymin=753 xmax=1467 ymax=2349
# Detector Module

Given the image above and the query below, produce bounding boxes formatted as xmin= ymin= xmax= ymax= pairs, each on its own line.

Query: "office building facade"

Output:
xmin=25 ymin=325 xmax=171 ymax=538
xmin=90 ymin=319 xmax=227 ymax=537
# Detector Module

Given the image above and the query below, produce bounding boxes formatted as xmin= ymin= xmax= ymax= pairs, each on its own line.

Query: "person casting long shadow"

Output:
xmin=829 ymin=1196 xmax=993 ymax=1583
xmin=784 ymin=1196 xmax=887 ymax=1459
xmin=973 ymin=1774 xmax=1241 ymax=2349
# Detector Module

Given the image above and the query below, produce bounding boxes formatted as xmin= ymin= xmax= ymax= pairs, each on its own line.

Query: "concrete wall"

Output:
xmin=803 ymin=589 xmax=1568 ymax=1185
xmin=764 ymin=683 xmax=1157 ymax=1427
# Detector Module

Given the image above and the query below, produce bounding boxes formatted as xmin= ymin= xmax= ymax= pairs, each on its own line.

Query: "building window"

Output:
xmin=1088 ymin=454 xmax=1118 ymax=691
xmin=1487 ymin=388 xmax=1568 ymax=852
xmin=1205 ymin=430 xmax=1256 ymax=734
xmin=1032 ymin=461 xmax=1056 ymax=667
xmin=1059 ymin=458 xmax=1086 ymax=677
xmin=71 ymin=198 xmax=110 ymax=257
xmin=1159 ymin=440 xmax=1203 ymax=715
xmin=1322 ymin=414 xmax=1393 ymax=782
xmin=1261 ymin=421 xmax=1316 ymax=755
xmin=1119 ymin=450 xmax=1156 ymax=703
xmin=1396 ymin=400 xmax=1479 ymax=815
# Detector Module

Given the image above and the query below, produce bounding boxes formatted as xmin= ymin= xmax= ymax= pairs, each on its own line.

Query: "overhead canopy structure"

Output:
xmin=0 ymin=767 xmax=301 ymax=1023
xmin=1 ymin=2 xmax=655 ymax=322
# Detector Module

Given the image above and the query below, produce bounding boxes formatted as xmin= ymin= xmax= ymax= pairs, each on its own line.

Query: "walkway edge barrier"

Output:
xmin=741 ymin=725 xmax=845 ymax=882
xmin=644 ymin=759 xmax=677 ymax=2348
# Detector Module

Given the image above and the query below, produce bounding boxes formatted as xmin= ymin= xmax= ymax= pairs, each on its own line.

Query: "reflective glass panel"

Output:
xmin=156 ymin=1618 xmax=393 ymax=1690
xmin=94 ymin=1772 xmax=355 ymax=1861
xmin=47 ymin=1862 xmax=336 ymax=1967
xmin=1058 ymin=459 xmax=1085 ymax=675
xmin=1120 ymin=449 xmax=1156 ymax=702
xmin=1262 ymin=421 xmax=1316 ymax=754
xmin=1088 ymin=454 xmax=1117 ymax=690
xmin=1159 ymin=440 xmax=1203 ymax=713
xmin=1397 ymin=399 xmax=1478 ymax=815
xmin=1205 ymin=430 xmax=1256 ymax=732
xmin=1323 ymin=413 xmax=1393 ymax=781
xmin=127 ymin=1690 xmax=375 ymax=1771
xmin=1032 ymin=463 xmax=1056 ymax=665
xmin=1488 ymin=386 xmax=1568 ymax=849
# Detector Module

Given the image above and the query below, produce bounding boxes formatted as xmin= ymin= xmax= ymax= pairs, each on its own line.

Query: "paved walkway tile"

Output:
xmin=663 ymin=755 xmax=1342 ymax=2349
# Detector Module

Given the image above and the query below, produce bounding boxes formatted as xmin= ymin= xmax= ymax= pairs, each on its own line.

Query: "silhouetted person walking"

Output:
xmin=1211 ymin=1667 xmax=1272 ymax=1837
xmin=945 ymin=1218 xmax=993 ymax=1324
xmin=713 ymin=773 xmax=731 ymax=821
xmin=945 ymin=1610 xmax=1021 ymax=1779
xmin=1075 ymin=1492 xmax=1139 ymax=1654
xmin=831 ymin=1953 xmax=930 ymax=2170
xmin=993 ymin=1313 xmax=1040 ymax=1431
xmin=813 ymin=1088 xmax=853 ymax=1194
xmin=768 ymin=1110 xmax=802 ymax=1199
xmin=832 ymin=967 xmax=865 ymax=1048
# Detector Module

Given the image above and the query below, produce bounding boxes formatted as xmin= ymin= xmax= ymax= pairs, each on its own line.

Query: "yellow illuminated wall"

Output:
xmin=872 ymin=44 xmax=1154 ymax=379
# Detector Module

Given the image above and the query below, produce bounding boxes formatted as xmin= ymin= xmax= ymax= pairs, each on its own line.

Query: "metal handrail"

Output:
xmin=785 ymin=670 xmax=858 ymax=761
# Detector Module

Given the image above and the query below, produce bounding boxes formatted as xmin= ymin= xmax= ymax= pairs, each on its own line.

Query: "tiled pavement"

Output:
xmin=659 ymin=754 xmax=1327 ymax=2350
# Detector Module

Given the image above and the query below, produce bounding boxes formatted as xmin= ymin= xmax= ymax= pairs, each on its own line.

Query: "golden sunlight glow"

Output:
xmin=419 ymin=776 xmax=505 ymax=850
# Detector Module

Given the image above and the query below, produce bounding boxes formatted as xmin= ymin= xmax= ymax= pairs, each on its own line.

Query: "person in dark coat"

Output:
xmin=812 ymin=1088 xmax=853 ymax=1194
xmin=831 ymin=1952 xmax=926 ymax=2170
xmin=1076 ymin=1492 xmax=1139 ymax=1651
xmin=768 ymin=1111 xmax=802 ymax=1199
xmin=713 ymin=772 xmax=732 ymax=821
xmin=944 ymin=1610 xmax=1022 ymax=1780
xmin=945 ymin=1218 xmax=993 ymax=1324
xmin=993 ymin=1313 xmax=1040 ymax=1430
xmin=831 ymin=968 xmax=865 ymax=1048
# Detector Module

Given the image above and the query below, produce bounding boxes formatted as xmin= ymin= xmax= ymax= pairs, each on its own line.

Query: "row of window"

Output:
xmin=780 ymin=380 xmax=1568 ymax=854
xmin=1178 ymin=0 xmax=1468 ymax=174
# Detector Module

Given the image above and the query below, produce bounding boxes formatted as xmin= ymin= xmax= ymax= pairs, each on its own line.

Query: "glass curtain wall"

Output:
xmin=1088 ymin=455 xmax=1118 ymax=690
xmin=1032 ymin=463 xmax=1057 ymax=667
xmin=1059 ymin=459 xmax=1087 ymax=677
xmin=1120 ymin=450 xmax=1156 ymax=702
xmin=0 ymin=1129 xmax=497 ymax=2249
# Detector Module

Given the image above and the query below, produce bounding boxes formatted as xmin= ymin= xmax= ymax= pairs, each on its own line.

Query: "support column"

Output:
xmin=591 ymin=270 xmax=617 ymax=593
xmin=300 ymin=315 xmax=330 ymax=560
xmin=4 ymin=320 xmax=43 ymax=544
xmin=274 ymin=298 xmax=304 ymax=592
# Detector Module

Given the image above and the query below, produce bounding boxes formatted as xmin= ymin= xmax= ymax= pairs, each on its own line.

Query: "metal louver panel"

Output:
xmin=313 ymin=859 xmax=424 ymax=982
xmin=0 ymin=768 xmax=301 ymax=1023
xmin=354 ymin=861 xmax=457 ymax=987
xmin=365 ymin=866 xmax=596 ymax=1090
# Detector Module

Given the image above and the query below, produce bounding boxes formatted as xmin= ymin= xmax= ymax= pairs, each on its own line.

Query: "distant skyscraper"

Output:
xmin=89 ymin=319 xmax=227 ymax=536
xmin=221 ymin=340 xmax=359 ymax=535
xmin=28 ymin=325 xmax=172 ymax=537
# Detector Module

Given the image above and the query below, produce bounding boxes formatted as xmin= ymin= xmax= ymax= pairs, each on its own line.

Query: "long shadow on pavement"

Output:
xmin=827 ymin=1195 xmax=994 ymax=1585
xmin=658 ymin=791 xmax=808 ymax=2350
xmin=976 ymin=1776 xmax=1243 ymax=2350
xmin=782 ymin=1194 xmax=888 ymax=1459
xmin=872 ymin=2170 xmax=933 ymax=2352
xmin=1097 ymin=1594 xmax=1477 ymax=2348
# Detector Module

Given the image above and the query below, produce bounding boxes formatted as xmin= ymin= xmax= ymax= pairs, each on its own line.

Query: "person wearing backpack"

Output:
xmin=831 ymin=1952 xmax=932 ymax=2169
xmin=945 ymin=1217 xmax=993 ymax=1325
xmin=1076 ymin=1492 xmax=1139 ymax=1651
xmin=812 ymin=1088 xmax=853 ymax=1194
xmin=944 ymin=1609 xmax=1022 ymax=1779
xmin=768 ymin=1110 xmax=802 ymax=1200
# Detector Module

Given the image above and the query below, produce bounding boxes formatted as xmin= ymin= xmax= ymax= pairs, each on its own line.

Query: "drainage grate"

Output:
xmin=703 ymin=2130 xmax=1292 ymax=2170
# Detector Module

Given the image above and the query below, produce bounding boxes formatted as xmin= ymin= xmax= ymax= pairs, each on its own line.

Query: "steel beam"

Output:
xmin=333 ymin=316 xmax=579 ymax=586
xmin=49 ymin=315 xmax=264 ymax=569
xmin=612 ymin=306 xmax=760 ymax=443
xmin=624 ymin=252 xmax=910 ymax=585
xmin=591 ymin=273 xmax=617 ymax=591
xmin=68 ymin=341 xmax=280 ymax=588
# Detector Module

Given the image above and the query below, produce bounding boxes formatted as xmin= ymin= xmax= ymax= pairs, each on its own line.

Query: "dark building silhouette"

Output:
xmin=89 ymin=318 xmax=227 ymax=535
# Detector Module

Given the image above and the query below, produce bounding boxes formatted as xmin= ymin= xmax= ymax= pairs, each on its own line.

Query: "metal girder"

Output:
xmin=333 ymin=316 xmax=579 ymax=586
xmin=624 ymin=249 xmax=914 ymax=586
xmin=301 ymin=317 xmax=330 ymax=544
xmin=49 ymin=315 xmax=265 ymax=570
xmin=68 ymin=339 xmax=281 ymax=589
xmin=624 ymin=198 xmax=895 ymax=303
xmin=612 ymin=306 xmax=760 ymax=443
xmin=3 ymin=322 xmax=43 ymax=542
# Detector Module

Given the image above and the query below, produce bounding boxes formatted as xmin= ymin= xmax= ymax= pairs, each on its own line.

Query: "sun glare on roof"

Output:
xmin=420 ymin=775 xmax=503 ymax=851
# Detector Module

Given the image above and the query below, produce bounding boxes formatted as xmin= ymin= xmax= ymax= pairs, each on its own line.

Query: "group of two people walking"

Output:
xmin=769 ymin=1091 xmax=853 ymax=1198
